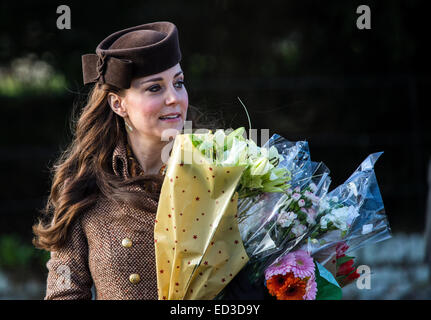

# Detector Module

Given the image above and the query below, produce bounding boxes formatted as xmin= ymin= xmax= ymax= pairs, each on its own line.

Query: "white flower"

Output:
xmin=298 ymin=199 xmax=305 ymax=207
xmin=304 ymin=190 xmax=313 ymax=199
xmin=225 ymin=127 xmax=245 ymax=149
xmin=319 ymin=205 xmax=359 ymax=231
xmin=268 ymin=146 xmax=281 ymax=163
xmin=213 ymin=129 xmax=226 ymax=147
xmin=306 ymin=208 xmax=316 ymax=225
xmin=305 ymin=191 xmax=320 ymax=205
xmin=286 ymin=211 xmax=297 ymax=220
xmin=319 ymin=197 xmax=331 ymax=211
xmin=259 ymin=145 xmax=269 ymax=158
xmin=308 ymin=208 xmax=316 ymax=217
xmin=306 ymin=214 xmax=316 ymax=225
xmin=292 ymin=193 xmax=301 ymax=201
xmin=246 ymin=139 xmax=259 ymax=160
xmin=250 ymin=156 xmax=271 ymax=176
xmin=292 ymin=224 xmax=307 ymax=237
xmin=277 ymin=211 xmax=297 ymax=228
xmin=320 ymin=215 xmax=330 ymax=229
xmin=213 ymin=129 xmax=226 ymax=157
xmin=277 ymin=215 xmax=290 ymax=227
xmin=294 ymin=186 xmax=301 ymax=193
xmin=221 ymin=138 xmax=247 ymax=166
xmin=198 ymin=139 xmax=213 ymax=154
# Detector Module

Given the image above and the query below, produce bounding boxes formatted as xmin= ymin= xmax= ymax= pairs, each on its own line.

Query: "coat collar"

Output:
xmin=112 ymin=135 xmax=131 ymax=179
xmin=111 ymin=136 xmax=166 ymax=197
xmin=111 ymin=135 xmax=167 ymax=179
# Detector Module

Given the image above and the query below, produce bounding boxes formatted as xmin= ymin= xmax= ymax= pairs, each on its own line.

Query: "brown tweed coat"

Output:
xmin=44 ymin=137 xmax=166 ymax=300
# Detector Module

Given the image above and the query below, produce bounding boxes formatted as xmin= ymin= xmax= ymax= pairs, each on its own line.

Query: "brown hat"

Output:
xmin=82 ymin=21 xmax=182 ymax=89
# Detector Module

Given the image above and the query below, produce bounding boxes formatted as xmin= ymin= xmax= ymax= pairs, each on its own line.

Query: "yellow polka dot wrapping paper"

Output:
xmin=154 ymin=134 xmax=250 ymax=300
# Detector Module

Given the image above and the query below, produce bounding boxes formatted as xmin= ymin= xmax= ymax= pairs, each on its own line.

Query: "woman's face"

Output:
xmin=115 ymin=63 xmax=188 ymax=142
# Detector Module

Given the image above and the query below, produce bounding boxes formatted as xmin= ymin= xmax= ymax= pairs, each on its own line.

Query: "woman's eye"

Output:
xmin=147 ymin=84 xmax=161 ymax=92
xmin=175 ymin=80 xmax=185 ymax=89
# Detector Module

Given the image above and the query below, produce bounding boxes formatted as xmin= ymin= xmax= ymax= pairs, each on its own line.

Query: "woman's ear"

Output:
xmin=108 ymin=92 xmax=127 ymax=117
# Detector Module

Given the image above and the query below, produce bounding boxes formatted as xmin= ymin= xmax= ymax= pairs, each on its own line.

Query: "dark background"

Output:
xmin=0 ymin=0 xmax=429 ymax=279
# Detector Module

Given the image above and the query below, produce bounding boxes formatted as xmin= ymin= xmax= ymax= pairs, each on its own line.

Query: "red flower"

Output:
xmin=337 ymin=258 xmax=354 ymax=275
xmin=336 ymin=242 xmax=349 ymax=258
xmin=336 ymin=256 xmax=360 ymax=287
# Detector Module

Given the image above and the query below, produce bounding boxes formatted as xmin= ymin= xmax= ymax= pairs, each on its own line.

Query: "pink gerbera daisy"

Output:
xmin=290 ymin=250 xmax=315 ymax=278
xmin=265 ymin=250 xmax=318 ymax=300
xmin=265 ymin=253 xmax=295 ymax=280
xmin=303 ymin=274 xmax=318 ymax=300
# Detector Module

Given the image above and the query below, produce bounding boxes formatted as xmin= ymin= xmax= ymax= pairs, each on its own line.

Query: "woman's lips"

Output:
xmin=159 ymin=114 xmax=181 ymax=122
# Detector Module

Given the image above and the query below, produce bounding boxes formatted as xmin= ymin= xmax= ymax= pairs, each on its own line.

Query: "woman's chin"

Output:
xmin=156 ymin=122 xmax=183 ymax=137
xmin=158 ymin=118 xmax=183 ymax=129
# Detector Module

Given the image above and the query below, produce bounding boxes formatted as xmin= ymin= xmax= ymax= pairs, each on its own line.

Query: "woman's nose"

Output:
xmin=165 ymin=85 xmax=180 ymax=106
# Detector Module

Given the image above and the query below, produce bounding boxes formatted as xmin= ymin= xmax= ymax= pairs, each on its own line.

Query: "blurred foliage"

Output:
xmin=0 ymin=54 xmax=67 ymax=97
xmin=0 ymin=234 xmax=50 ymax=271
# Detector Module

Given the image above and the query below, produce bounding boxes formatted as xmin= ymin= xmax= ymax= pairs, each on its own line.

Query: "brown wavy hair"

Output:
xmin=32 ymin=82 xmax=225 ymax=252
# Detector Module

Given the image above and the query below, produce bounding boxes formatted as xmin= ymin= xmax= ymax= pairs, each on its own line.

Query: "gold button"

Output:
xmin=121 ymin=238 xmax=132 ymax=248
xmin=129 ymin=273 xmax=140 ymax=284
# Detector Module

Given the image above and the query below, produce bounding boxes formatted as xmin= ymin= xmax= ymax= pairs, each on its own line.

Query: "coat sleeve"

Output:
xmin=44 ymin=215 xmax=93 ymax=300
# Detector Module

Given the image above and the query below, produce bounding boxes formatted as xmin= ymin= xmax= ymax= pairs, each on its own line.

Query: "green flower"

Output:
xmin=189 ymin=127 xmax=291 ymax=198
xmin=250 ymin=156 xmax=271 ymax=176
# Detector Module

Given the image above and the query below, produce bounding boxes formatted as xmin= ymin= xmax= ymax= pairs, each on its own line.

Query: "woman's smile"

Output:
xmin=158 ymin=112 xmax=182 ymax=122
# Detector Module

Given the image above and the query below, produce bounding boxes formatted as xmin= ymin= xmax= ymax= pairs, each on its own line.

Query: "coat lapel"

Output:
xmin=112 ymin=136 xmax=131 ymax=179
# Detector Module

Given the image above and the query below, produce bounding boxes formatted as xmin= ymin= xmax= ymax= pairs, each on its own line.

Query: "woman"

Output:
xmin=32 ymin=21 xmax=192 ymax=300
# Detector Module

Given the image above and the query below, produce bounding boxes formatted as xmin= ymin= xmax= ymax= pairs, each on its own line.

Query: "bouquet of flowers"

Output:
xmin=154 ymin=127 xmax=391 ymax=300
xmin=233 ymin=134 xmax=332 ymax=281
xmin=154 ymin=127 xmax=290 ymax=299
xmin=261 ymin=152 xmax=391 ymax=300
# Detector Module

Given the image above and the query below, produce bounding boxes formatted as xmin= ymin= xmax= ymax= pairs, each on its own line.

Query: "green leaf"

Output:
xmin=315 ymin=262 xmax=342 ymax=300
xmin=190 ymin=134 xmax=203 ymax=148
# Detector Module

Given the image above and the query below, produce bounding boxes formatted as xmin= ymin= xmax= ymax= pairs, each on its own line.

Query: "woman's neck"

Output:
xmin=126 ymin=133 xmax=169 ymax=175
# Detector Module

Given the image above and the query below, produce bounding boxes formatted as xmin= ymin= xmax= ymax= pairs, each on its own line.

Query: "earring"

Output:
xmin=124 ymin=119 xmax=133 ymax=132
